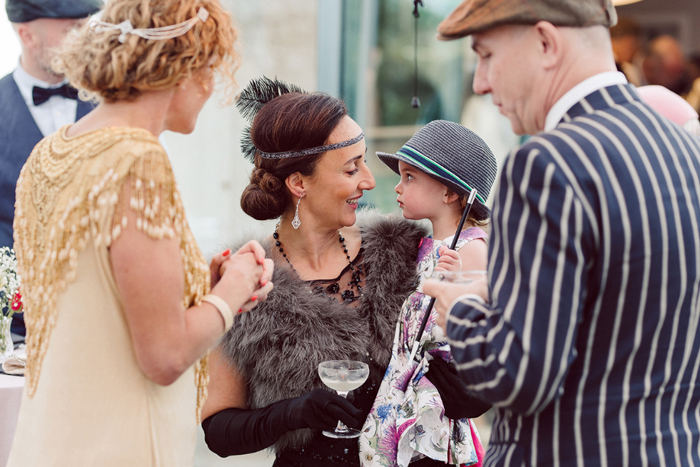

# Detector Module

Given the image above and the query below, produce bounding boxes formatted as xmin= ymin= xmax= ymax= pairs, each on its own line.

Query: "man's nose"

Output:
xmin=472 ymin=63 xmax=490 ymax=95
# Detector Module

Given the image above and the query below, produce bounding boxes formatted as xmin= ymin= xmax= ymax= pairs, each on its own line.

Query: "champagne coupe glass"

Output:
xmin=318 ymin=360 xmax=369 ymax=439
xmin=433 ymin=270 xmax=487 ymax=284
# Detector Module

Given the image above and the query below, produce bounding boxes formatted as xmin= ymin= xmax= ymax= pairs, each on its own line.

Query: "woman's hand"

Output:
xmin=210 ymin=240 xmax=268 ymax=289
xmin=209 ymin=249 xmax=232 ymax=289
xmin=424 ymin=357 xmax=492 ymax=419
xmin=435 ymin=246 xmax=462 ymax=272
xmin=237 ymin=258 xmax=274 ymax=313
xmin=212 ymin=241 xmax=273 ymax=312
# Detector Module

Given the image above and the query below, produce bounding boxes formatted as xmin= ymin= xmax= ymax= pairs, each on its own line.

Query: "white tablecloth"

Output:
xmin=0 ymin=373 xmax=24 ymax=467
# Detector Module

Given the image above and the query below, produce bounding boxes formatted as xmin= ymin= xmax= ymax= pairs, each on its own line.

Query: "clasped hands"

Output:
xmin=209 ymin=240 xmax=275 ymax=314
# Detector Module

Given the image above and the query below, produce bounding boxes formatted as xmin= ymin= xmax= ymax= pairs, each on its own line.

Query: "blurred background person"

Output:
xmin=610 ymin=16 xmax=645 ymax=86
xmin=643 ymin=34 xmax=690 ymax=95
xmin=7 ymin=0 xmax=273 ymax=465
xmin=686 ymin=52 xmax=700 ymax=113
xmin=0 ymin=0 xmax=101 ymax=338
xmin=687 ymin=52 xmax=700 ymax=87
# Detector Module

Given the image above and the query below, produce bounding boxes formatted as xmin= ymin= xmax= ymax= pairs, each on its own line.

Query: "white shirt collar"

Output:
xmin=544 ymin=71 xmax=628 ymax=131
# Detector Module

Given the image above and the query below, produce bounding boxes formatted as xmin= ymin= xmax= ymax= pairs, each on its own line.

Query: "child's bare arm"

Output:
xmin=457 ymin=238 xmax=488 ymax=271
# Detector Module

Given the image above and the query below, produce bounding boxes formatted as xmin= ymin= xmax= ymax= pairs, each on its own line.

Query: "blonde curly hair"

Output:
xmin=54 ymin=0 xmax=239 ymax=103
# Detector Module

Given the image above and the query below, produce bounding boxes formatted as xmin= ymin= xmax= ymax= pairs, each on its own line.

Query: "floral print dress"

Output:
xmin=360 ymin=227 xmax=487 ymax=467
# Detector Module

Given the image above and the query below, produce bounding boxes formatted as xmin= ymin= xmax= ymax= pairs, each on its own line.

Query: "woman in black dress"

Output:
xmin=201 ymin=78 xmax=480 ymax=466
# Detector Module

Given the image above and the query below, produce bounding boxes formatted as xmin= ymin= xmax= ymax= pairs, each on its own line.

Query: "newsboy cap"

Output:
xmin=6 ymin=0 xmax=102 ymax=23
xmin=437 ymin=0 xmax=618 ymax=41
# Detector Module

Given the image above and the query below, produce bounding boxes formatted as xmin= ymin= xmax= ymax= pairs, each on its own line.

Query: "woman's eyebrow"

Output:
xmin=344 ymin=154 xmax=363 ymax=165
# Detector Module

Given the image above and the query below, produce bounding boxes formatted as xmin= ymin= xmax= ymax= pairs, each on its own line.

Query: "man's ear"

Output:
xmin=533 ymin=21 xmax=562 ymax=70
xmin=285 ymin=172 xmax=306 ymax=199
xmin=16 ymin=23 xmax=37 ymax=50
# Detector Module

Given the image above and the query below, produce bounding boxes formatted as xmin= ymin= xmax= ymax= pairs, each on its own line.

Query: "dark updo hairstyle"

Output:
xmin=240 ymin=92 xmax=348 ymax=220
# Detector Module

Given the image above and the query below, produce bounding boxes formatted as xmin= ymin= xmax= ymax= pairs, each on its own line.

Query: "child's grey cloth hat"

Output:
xmin=377 ymin=120 xmax=498 ymax=204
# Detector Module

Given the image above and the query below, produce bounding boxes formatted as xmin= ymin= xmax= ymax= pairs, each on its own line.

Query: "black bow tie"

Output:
xmin=32 ymin=84 xmax=79 ymax=106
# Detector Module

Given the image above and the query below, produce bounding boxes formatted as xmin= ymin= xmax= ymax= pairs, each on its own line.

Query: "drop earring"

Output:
xmin=292 ymin=197 xmax=302 ymax=229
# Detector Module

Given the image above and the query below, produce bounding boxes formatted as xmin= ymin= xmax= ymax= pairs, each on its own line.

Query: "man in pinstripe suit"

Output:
xmin=423 ymin=0 xmax=700 ymax=465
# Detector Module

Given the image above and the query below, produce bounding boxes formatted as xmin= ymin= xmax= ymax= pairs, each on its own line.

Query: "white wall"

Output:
xmin=0 ymin=0 xmax=22 ymax=76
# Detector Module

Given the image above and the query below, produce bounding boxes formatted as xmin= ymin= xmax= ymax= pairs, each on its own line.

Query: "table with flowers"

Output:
xmin=1 ymin=247 xmax=22 ymax=359
xmin=0 ymin=247 xmax=23 ymax=466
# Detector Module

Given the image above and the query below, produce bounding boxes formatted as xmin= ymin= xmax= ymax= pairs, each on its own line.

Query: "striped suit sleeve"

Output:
xmin=447 ymin=143 xmax=591 ymax=415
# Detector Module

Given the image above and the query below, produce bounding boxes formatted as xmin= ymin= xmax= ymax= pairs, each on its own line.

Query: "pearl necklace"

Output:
xmin=273 ymin=225 xmax=363 ymax=302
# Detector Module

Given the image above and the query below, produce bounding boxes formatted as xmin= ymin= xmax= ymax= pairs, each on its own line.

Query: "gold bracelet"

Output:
xmin=201 ymin=294 xmax=234 ymax=332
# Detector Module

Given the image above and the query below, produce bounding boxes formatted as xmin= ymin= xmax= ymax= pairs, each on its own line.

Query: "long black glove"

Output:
xmin=202 ymin=388 xmax=363 ymax=457
xmin=424 ymin=356 xmax=492 ymax=420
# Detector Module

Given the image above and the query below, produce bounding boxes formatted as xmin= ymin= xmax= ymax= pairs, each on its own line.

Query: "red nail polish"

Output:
xmin=222 ymin=249 xmax=231 ymax=257
xmin=251 ymin=295 xmax=258 ymax=301
xmin=261 ymin=279 xmax=268 ymax=286
xmin=238 ymin=308 xmax=242 ymax=314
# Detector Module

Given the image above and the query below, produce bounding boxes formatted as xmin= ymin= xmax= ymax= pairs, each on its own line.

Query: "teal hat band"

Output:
xmin=397 ymin=145 xmax=486 ymax=204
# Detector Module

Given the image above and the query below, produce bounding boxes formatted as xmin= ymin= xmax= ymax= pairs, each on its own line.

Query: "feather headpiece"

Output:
xmin=235 ymin=76 xmax=364 ymax=162
xmin=236 ymin=77 xmax=306 ymax=162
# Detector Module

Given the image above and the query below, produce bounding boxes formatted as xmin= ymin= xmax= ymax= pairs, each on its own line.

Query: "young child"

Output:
xmin=360 ymin=120 xmax=498 ymax=467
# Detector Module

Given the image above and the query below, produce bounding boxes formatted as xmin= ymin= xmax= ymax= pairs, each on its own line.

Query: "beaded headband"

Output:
xmin=236 ymin=76 xmax=361 ymax=161
xmin=258 ymin=132 xmax=365 ymax=160
xmin=90 ymin=7 xmax=209 ymax=44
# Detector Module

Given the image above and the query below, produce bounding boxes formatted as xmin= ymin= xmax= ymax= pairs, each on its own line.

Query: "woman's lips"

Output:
xmin=346 ymin=196 xmax=361 ymax=209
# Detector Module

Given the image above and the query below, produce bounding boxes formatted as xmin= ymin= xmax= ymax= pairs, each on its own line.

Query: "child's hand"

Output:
xmin=435 ymin=246 xmax=462 ymax=272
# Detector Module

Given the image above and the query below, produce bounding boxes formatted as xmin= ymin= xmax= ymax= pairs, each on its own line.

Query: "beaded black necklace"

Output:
xmin=273 ymin=225 xmax=363 ymax=302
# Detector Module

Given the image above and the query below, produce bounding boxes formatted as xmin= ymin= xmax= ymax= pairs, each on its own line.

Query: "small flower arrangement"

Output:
xmin=0 ymin=247 xmax=22 ymax=319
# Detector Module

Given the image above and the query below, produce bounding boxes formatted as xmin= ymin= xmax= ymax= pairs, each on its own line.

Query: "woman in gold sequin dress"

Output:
xmin=7 ymin=1 xmax=273 ymax=465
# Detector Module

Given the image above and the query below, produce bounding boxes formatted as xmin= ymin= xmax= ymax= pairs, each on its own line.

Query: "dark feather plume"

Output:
xmin=240 ymin=124 xmax=256 ymax=162
xmin=236 ymin=76 xmax=306 ymax=162
xmin=236 ymin=76 xmax=306 ymax=122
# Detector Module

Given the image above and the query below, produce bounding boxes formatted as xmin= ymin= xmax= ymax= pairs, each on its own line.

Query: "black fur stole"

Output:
xmin=220 ymin=209 xmax=427 ymax=452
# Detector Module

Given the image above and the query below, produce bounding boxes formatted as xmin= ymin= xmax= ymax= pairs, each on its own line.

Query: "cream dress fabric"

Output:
xmin=7 ymin=126 xmax=210 ymax=466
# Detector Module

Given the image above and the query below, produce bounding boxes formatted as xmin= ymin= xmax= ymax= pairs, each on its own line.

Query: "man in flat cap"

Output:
xmin=424 ymin=0 xmax=700 ymax=465
xmin=1 ymin=0 xmax=101 ymax=337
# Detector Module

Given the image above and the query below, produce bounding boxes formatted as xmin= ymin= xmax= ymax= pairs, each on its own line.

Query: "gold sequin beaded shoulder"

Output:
xmin=13 ymin=126 xmax=211 ymax=418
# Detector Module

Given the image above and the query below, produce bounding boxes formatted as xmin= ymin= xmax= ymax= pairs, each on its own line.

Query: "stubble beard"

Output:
xmin=38 ymin=49 xmax=64 ymax=81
